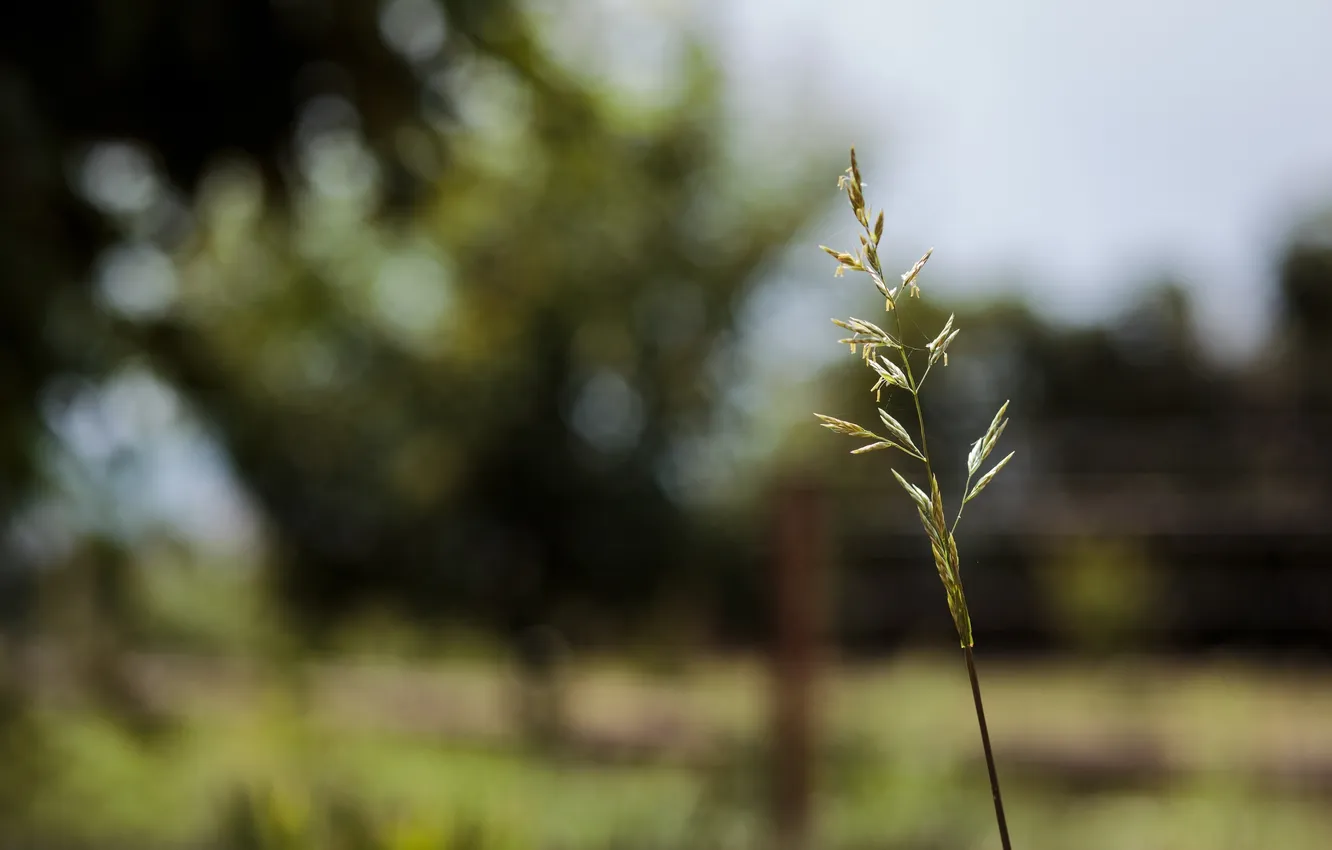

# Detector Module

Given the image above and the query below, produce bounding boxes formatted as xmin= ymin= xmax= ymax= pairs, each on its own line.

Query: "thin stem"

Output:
xmin=951 ymin=475 xmax=974 ymax=535
xmin=879 ymin=283 xmax=932 ymax=481
xmin=965 ymin=646 xmax=1013 ymax=850
xmin=915 ymin=357 xmax=938 ymax=392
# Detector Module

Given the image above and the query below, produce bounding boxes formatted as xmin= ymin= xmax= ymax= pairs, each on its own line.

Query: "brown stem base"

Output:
xmin=964 ymin=645 xmax=1013 ymax=850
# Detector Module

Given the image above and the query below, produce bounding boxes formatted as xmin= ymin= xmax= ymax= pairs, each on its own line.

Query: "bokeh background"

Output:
xmin=3 ymin=1 xmax=1332 ymax=848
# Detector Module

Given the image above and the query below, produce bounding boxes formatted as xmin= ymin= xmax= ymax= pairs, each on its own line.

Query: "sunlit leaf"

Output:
xmin=967 ymin=400 xmax=1010 ymax=475
xmin=870 ymin=355 xmax=908 ymax=389
xmin=877 ymin=409 xmax=923 ymax=459
xmin=851 ymin=441 xmax=896 ymax=454
xmin=929 ymin=328 xmax=961 ymax=367
xmin=927 ymin=314 xmax=955 ymax=353
xmin=814 ymin=413 xmax=879 ymax=440
xmin=900 ymin=247 xmax=933 ymax=287
xmin=891 ymin=469 xmax=931 ymax=512
xmin=965 ymin=451 xmax=1015 ymax=503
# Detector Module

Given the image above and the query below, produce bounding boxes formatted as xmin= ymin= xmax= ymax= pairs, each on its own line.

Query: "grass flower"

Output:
xmin=815 ymin=148 xmax=1016 ymax=850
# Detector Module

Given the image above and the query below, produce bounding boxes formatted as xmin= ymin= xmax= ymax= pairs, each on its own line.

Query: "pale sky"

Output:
xmin=710 ymin=0 xmax=1332 ymax=360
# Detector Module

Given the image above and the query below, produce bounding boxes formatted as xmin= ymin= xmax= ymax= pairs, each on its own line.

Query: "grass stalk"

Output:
xmin=814 ymin=147 xmax=1017 ymax=847
xmin=966 ymin=646 xmax=1012 ymax=850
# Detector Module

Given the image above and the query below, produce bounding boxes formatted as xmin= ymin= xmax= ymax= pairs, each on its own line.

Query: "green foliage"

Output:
xmin=0 ymin=1 xmax=827 ymax=644
xmin=0 ymin=0 xmax=479 ymax=556
xmin=220 ymin=786 xmax=501 ymax=850
xmin=7 ymin=658 xmax=1332 ymax=849
xmin=1035 ymin=537 xmax=1162 ymax=653
xmin=122 ymin=15 xmax=824 ymax=643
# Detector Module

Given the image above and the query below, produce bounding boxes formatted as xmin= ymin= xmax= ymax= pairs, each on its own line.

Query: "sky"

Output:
xmin=710 ymin=0 xmax=1332 ymax=362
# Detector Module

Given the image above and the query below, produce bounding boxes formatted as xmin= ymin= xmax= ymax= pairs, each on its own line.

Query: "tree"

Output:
xmin=0 ymin=0 xmax=824 ymax=646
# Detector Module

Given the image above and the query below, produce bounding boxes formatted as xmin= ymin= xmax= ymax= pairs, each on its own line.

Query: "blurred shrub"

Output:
xmin=1034 ymin=536 xmax=1162 ymax=653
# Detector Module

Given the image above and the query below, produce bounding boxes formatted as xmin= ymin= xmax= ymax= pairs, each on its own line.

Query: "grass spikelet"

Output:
xmin=815 ymin=147 xmax=1017 ymax=850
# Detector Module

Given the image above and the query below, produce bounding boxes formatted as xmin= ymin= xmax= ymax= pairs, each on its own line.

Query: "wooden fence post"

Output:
xmin=771 ymin=476 xmax=824 ymax=850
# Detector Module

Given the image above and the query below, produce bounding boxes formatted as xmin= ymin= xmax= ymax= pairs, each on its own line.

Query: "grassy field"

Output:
xmin=7 ymin=651 xmax=1332 ymax=849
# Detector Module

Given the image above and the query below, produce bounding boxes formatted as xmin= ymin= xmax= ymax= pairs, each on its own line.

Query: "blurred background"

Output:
xmin=3 ymin=0 xmax=1332 ymax=848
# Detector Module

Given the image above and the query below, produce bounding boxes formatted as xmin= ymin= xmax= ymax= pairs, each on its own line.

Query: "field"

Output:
xmin=7 ymin=650 xmax=1332 ymax=849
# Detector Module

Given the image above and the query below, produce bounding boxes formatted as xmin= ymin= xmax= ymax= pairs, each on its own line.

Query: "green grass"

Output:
xmin=8 ymin=653 xmax=1332 ymax=849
